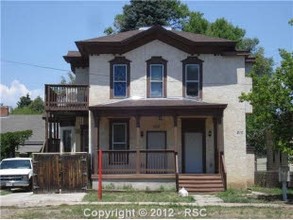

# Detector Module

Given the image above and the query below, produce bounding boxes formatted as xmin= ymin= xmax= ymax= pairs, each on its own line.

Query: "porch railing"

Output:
xmin=45 ymin=84 xmax=89 ymax=111
xmin=219 ymin=151 xmax=227 ymax=190
xmin=101 ymin=149 xmax=176 ymax=175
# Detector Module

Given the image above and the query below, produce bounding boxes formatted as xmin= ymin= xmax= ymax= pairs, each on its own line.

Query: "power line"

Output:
xmin=1 ymin=59 xmax=70 ymax=72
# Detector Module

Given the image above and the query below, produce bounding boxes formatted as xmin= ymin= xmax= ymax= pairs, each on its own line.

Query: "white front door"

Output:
xmin=184 ymin=132 xmax=203 ymax=173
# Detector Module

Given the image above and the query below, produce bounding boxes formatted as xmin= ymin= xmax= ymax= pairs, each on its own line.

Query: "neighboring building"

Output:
xmin=0 ymin=114 xmax=45 ymax=156
xmin=44 ymin=26 xmax=253 ymax=191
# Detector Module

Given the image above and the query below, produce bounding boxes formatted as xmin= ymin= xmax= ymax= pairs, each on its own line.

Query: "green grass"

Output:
xmin=83 ymin=191 xmax=195 ymax=203
xmin=0 ymin=189 xmax=11 ymax=195
xmin=2 ymin=204 xmax=293 ymax=219
xmin=217 ymin=187 xmax=293 ymax=204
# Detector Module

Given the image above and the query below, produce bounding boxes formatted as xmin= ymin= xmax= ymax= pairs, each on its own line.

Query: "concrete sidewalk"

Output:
xmin=0 ymin=192 xmax=291 ymax=208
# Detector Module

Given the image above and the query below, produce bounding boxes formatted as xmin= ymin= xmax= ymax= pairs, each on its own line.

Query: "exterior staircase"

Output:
xmin=178 ymin=174 xmax=225 ymax=193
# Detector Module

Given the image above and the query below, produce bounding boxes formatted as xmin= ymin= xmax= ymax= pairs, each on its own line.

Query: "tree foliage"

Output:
xmin=17 ymin=94 xmax=32 ymax=108
xmin=105 ymin=0 xmax=189 ymax=33
xmin=183 ymin=16 xmax=259 ymax=52
xmin=12 ymin=95 xmax=44 ymax=114
xmin=0 ymin=130 xmax=32 ymax=159
xmin=61 ymin=72 xmax=76 ymax=85
xmin=240 ymin=50 xmax=293 ymax=155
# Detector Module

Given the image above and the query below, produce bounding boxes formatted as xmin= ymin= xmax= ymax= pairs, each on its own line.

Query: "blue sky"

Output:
xmin=1 ymin=1 xmax=292 ymax=107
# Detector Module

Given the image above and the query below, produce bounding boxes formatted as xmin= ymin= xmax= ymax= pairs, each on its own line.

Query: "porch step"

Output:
xmin=178 ymin=174 xmax=224 ymax=193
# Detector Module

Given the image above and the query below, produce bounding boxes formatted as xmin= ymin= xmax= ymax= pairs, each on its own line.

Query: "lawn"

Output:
xmin=83 ymin=191 xmax=195 ymax=203
xmin=217 ymin=186 xmax=293 ymax=204
xmin=0 ymin=189 xmax=11 ymax=196
xmin=2 ymin=204 xmax=292 ymax=219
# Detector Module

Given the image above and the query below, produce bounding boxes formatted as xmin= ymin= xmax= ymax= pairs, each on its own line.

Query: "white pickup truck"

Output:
xmin=0 ymin=157 xmax=33 ymax=191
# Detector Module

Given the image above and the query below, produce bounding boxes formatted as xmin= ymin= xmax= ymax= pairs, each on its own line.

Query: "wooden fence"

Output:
xmin=33 ymin=153 xmax=88 ymax=193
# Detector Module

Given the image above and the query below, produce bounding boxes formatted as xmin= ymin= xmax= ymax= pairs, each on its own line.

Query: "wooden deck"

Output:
xmin=45 ymin=84 xmax=89 ymax=111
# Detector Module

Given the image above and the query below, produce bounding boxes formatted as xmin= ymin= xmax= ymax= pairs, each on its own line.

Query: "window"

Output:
xmin=182 ymin=56 xmax=203 ymax=99
xmin=110 ymin=120 xmax=129 ymax=164
xmin=150 ymin=64 xmax=164 ymax=97
xmin=112 ymin=123 xmax=127 ymax=150
xmin=147 ymin=57 xmax=167 ymax=98
xmin=113 ymin=64 xmax=127 ymax=97
xmin=185 ymin=64 xmax=200 ymax=97
xmin=109 ymin=57 xmax=131 ymax=98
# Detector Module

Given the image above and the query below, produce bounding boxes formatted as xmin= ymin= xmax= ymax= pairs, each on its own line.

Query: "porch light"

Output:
xmin=208 ymin=130 xmax=212 ymax=137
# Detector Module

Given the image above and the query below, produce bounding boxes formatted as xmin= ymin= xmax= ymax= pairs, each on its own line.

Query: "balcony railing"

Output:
xmin=45 ymin=84 xmax=89 ymax=111
xmin=101 ymin=149 xmax=176 ymax=175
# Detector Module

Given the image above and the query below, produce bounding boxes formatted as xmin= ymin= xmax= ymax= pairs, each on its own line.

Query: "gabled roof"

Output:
xmin=76 ymin=25 xmax=237 ymax=55
xmin=0 ymin=115 xmax=45 ymax=142
xmin=64 ymin=25 xmax=250 ymax=69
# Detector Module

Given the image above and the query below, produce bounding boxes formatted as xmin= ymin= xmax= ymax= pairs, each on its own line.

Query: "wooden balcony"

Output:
xmin=45 ymin=84 xmax=89 ymax=111
xmin=101 ymin=149 xmax=177 ymax=175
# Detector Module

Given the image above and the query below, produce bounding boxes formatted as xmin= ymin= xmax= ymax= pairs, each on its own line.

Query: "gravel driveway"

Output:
xmin=0 ymin=190 xmax=86 ymax=207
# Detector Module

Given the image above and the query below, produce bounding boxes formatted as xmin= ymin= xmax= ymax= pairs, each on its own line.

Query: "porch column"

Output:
xmin=213 ymin=117 xmax=218 ymax=172
xmin=214 ymin=116 xmax=223 ymax=173
xmin=173 ymin=115 xmax=178 ymax=152
xmin=93 ymin=115 xmax=100 ymax=175
xmin=45 ymin=112 xmax=49 ymax=152
xmin=135 ymin=115 xmax=141 ymax=174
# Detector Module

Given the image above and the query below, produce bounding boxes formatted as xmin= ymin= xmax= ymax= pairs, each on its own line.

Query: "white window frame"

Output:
xmin=60 ymin=126 xmax=76 ymax=153
xmin=150 ymin=64 xmax=164 ymax=98
xmin=113 ymin=64 xmax=127 ymax=98
xmin=185 ymin=64 xmax=200 ymax=98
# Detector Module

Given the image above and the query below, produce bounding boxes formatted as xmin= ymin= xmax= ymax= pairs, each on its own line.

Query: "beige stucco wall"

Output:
xmin=75 ymin=67 xmax=89 ymax=85
xmin=88 ymin=39 xmax=253 ymax=188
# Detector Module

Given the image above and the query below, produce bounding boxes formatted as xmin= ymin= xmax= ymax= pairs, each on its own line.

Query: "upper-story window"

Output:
xmin=147 ymin=57 xmax=167 ymax=98
xmin=182 ymin=56 xmax=203 ymax=99
xmin=109 ymin=57 xmax=131 ymax=99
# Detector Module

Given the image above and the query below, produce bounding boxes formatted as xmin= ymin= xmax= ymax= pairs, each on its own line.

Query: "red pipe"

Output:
xmin=98 ymin=149 xmax=102 ymax=200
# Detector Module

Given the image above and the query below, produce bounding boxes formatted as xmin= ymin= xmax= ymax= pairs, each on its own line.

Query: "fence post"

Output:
xmin=98 ymin=149 xmax=102 ymax=200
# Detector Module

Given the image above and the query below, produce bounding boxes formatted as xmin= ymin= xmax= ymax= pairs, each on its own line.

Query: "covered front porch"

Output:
xmin=90 ymin=99 xmax=227 ymax=191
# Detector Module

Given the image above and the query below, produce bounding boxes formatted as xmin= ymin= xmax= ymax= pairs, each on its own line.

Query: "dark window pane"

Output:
xmin=114 ymin=65 xmax=126 ymax=81
xmin=113 ymin=144 xmax=126 ymax=150
xmin=186 ymin=65 xmax=199 ymax=81
xmin=63 ymin=130 xmax=71 ymax=152
xmin=113 ymin=124 xmax=126 ymax=142
xmin=151 ymin=65 xmax=163 ymax=80
xmin=186 ymin=82 xmax=199 ymax=97
xmin=151 ymin=82 xmax=163 ymax=97
xmin=114 ymin=82 xmax=126 ymax=97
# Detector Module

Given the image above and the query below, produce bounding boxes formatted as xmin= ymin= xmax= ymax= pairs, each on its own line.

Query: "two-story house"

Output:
xmin=44 ymin=25 xmax=254 ymax=192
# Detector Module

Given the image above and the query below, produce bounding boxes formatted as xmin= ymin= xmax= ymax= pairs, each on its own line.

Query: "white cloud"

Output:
xmin=0 ymin=80 xmax=43 ymax=107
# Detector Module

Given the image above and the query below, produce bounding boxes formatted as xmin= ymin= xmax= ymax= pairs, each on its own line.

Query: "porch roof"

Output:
xmin=90 ymin=98 xmax=227 ymax=117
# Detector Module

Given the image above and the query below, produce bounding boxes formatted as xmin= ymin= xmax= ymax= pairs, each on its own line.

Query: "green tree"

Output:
xmin=29 ymin=96 xmax=44 ymax=113
xmin=12 ymin=96 xmax=44 ymax=114
xmin=17 ymin=94 xmax=32 ymax=108
xmin=61 ymin=72 xmax=76 ymax=85
xmin=241 ymin=50 xmax=293 ymax=155
xmin=182 ymin=11 xmax=209 ymax=34
xmin=243 ymin=48 xmax=274 ymax=155
xmin=0 ymin=130 xmax=32 ymax=159
xmin=106 ymin=0 xmax=189 ymax=33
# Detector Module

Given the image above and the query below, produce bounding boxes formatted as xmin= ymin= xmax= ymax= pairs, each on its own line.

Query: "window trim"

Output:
xmin=182 ymin=56 xmax=203 ymax=99
xmin=109 ymin=57 xmax=131 ymax=99
xmin=146 ymin=56 xmax=167 ymax=98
